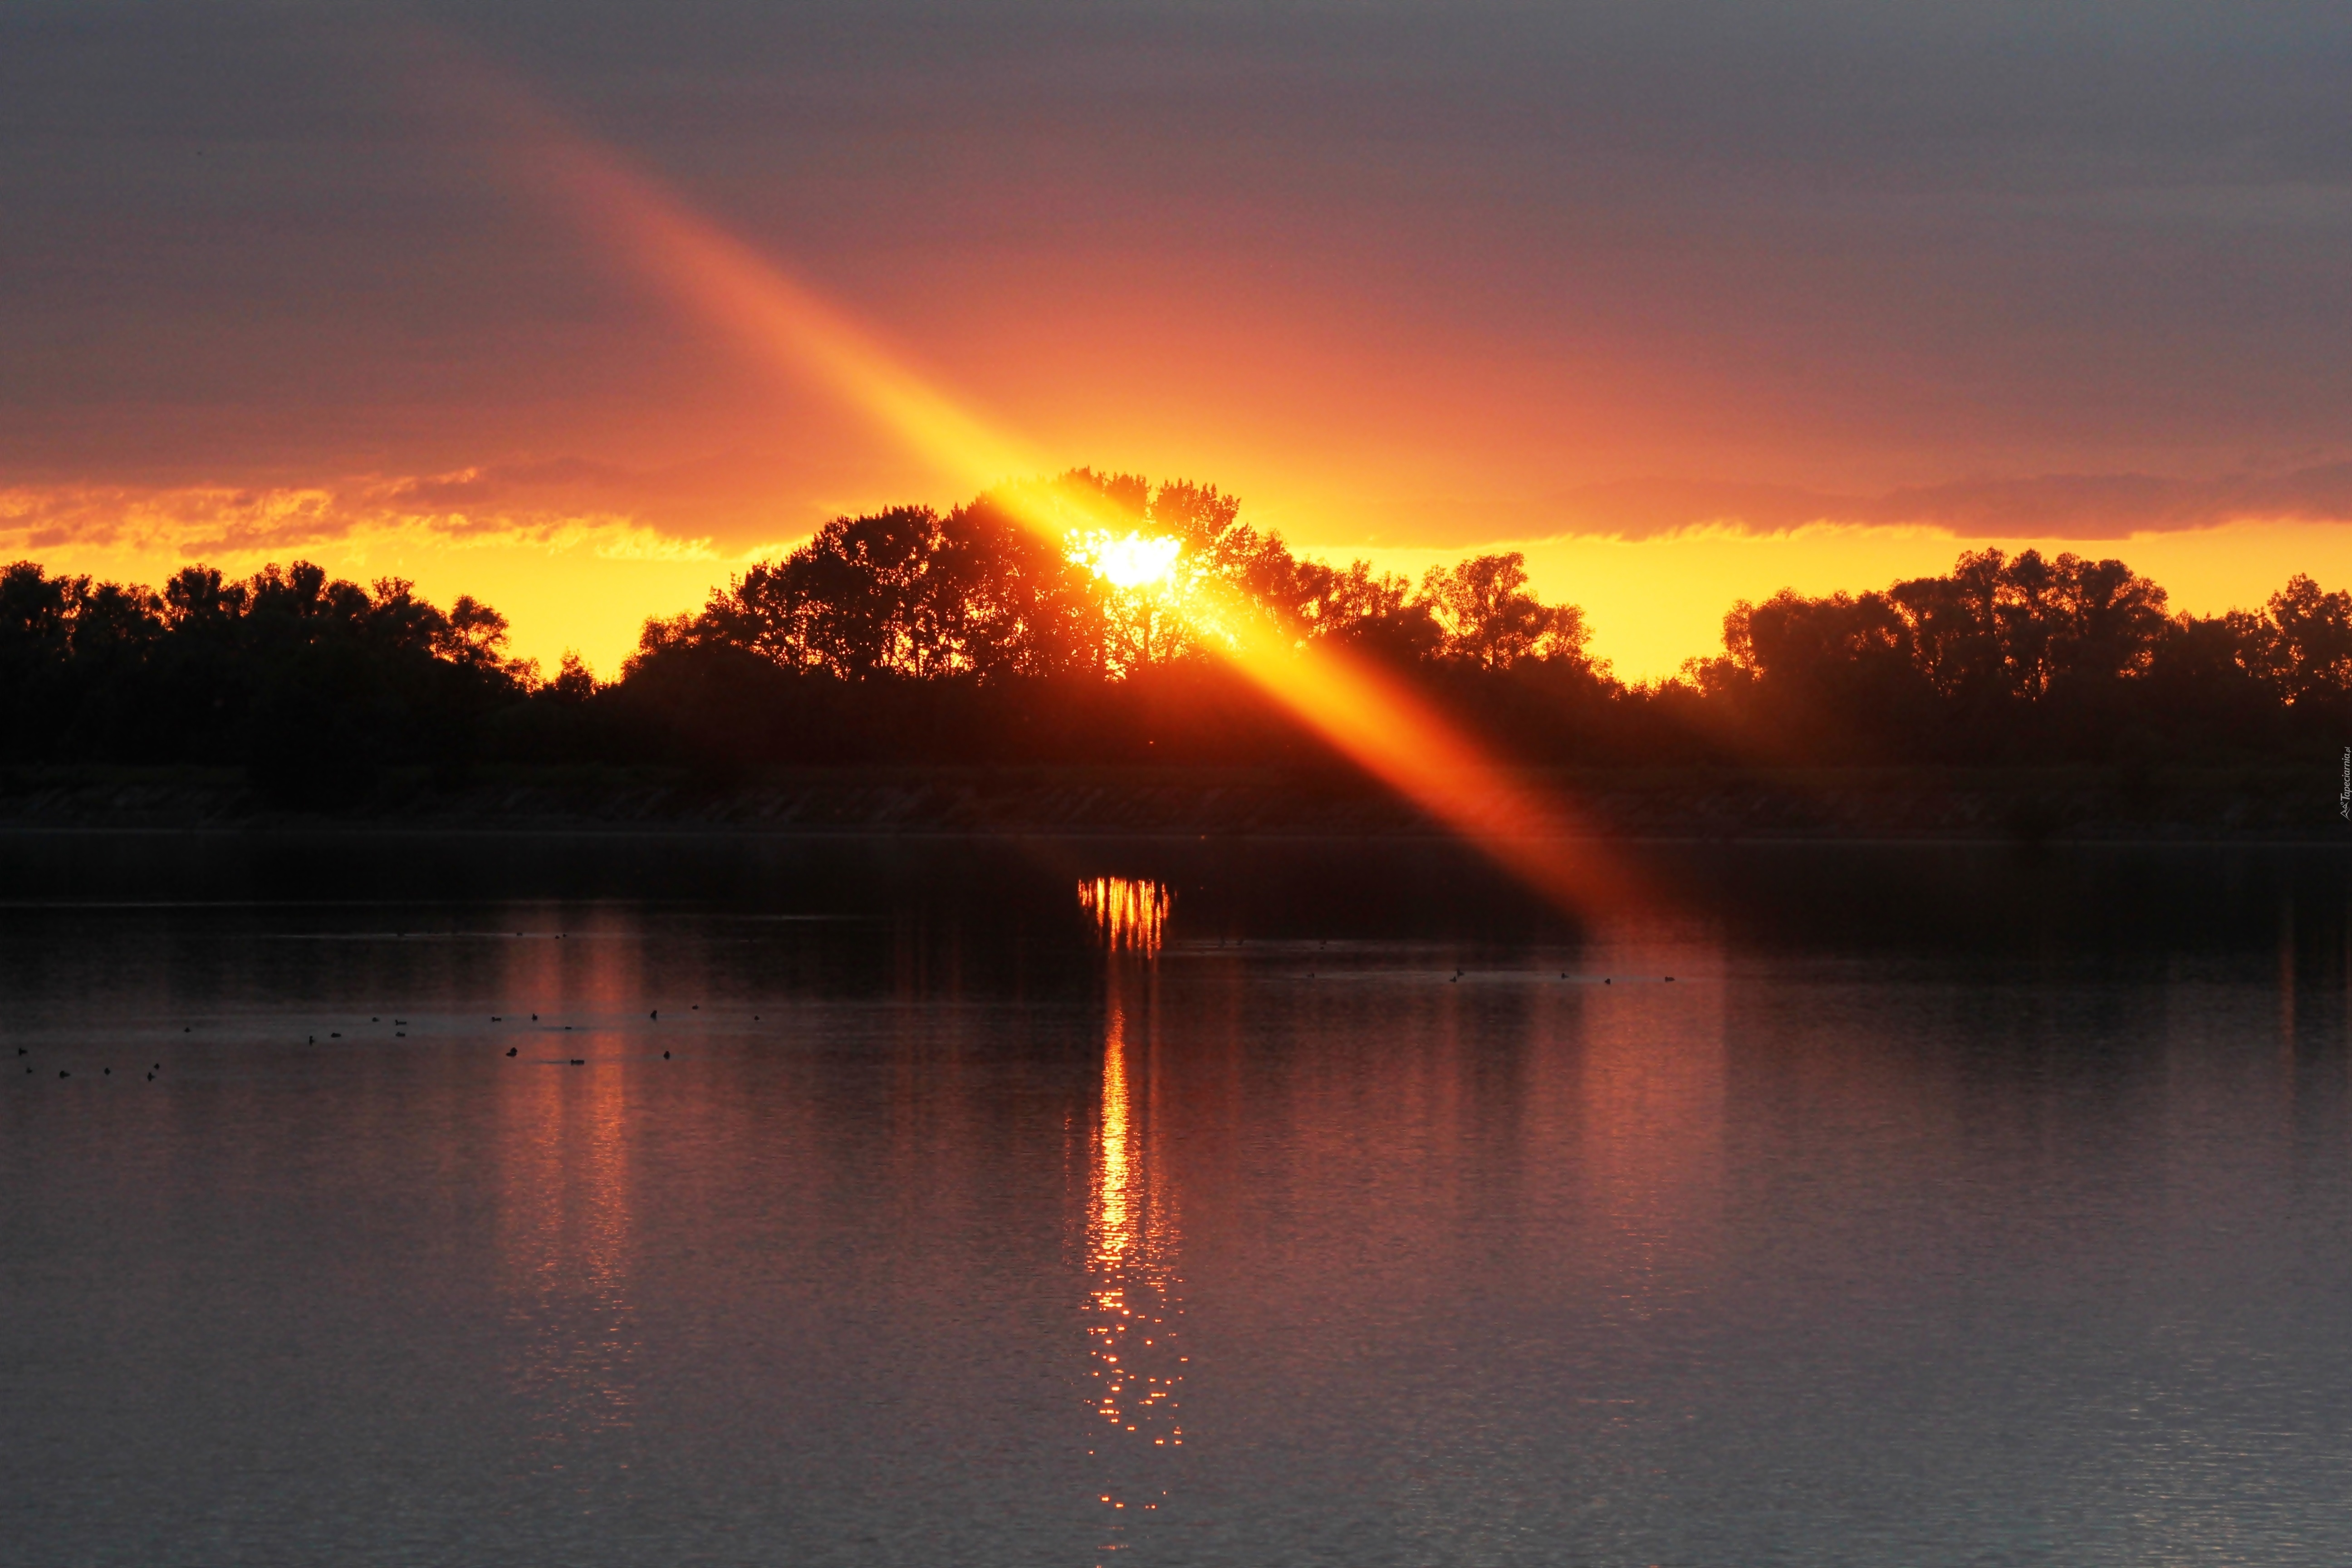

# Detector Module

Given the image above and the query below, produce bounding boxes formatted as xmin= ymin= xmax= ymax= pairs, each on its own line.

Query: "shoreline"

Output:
xmin=0 ymin=762 xmax=2341 ymax=843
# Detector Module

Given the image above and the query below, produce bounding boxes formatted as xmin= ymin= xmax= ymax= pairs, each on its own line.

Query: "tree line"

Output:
xmin=3 ymin=470 xmax=2347 ymax=801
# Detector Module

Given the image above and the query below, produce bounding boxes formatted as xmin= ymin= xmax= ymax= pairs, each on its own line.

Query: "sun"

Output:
xmin=1078 ymin=531 xmax=1182 ymax=590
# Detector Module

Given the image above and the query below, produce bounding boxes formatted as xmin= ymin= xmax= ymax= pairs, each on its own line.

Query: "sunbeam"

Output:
xmin=499 ymin=89 xmax=1644 ymax=918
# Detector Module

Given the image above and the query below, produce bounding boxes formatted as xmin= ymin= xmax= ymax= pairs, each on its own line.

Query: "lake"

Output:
xmin=4 ymin=831 xmax=2349 ymax=1566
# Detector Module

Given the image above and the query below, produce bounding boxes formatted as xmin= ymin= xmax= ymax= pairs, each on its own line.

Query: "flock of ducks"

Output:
xmin=17 ymin=1003 xmax=730 ymax=1082
xmin=24 ymin=1044 xmax=163 ymax=1082
xmin=18 ymin=957 xmax=1688 ymax=1081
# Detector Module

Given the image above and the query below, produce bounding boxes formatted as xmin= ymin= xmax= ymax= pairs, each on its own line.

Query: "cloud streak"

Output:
xmin=1552 ymin=465 xmax=2352 ymax=542
xmin=12 ymin=456 xmax=2352 ymax=584
xmin=0 ymin=472 xmax=752 ymax=572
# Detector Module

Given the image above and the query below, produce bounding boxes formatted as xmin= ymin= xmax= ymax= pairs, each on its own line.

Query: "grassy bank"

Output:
xmin=0 ymin=762 xmax=2340 ymax=841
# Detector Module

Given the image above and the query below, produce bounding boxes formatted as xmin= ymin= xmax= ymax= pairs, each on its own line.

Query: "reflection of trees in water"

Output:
xmin=1085 ymin=969 xmax=1185 ymax=1561
xmin=499 ymin=1057 xmax=639 ymax=1457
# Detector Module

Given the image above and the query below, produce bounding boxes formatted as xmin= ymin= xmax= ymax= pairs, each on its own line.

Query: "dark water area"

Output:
xmin=4 ymin=831 xmax=2352 ymax=1565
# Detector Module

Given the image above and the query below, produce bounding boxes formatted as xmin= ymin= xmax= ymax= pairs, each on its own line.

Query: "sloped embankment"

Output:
xmin=0 ymin=764 xmax=2336 ymax=840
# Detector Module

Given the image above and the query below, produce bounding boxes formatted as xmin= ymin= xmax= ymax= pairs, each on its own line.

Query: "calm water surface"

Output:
xmin=4 ymin=833 xmax=2351 ymax=1566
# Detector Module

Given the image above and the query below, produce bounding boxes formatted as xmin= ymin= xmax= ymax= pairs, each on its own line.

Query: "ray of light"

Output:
xmin=512 ymin=104 xmax=1645 ymax=918
xmin=527 ymin=138 xmax=1040 ymax=488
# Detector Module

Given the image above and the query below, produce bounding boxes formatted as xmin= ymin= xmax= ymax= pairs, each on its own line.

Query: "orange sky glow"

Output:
xmin=6 ymin=8 xmax=2350 ymax=685
xmin=11 ymin=493 xmax=2347 ymax=687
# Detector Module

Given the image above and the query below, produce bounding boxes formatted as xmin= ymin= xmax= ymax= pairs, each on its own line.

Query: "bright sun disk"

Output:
xmin=1083 ymin=532 xmax=1182 ymax=589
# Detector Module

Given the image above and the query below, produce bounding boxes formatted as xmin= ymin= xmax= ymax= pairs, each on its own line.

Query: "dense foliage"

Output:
xmin=631 ymin=471 xmax=1587 ymax=681
xmin=1677 ymin=548 xmax=2352 ymax=761
xmin=0 ymin=558 xmax=543 ymax=801
xmin=5 ymin=470 xmax=2348 ymax=799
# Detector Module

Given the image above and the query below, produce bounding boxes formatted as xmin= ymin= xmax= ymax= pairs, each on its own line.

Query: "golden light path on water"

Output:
xmin=1080 ymin=876 xmax=1172 ymax=956
xmin=1083 ymin=880 xmax=1185 ymax=1560
xmin=510 ymin=105 xmax=1648 ymax=924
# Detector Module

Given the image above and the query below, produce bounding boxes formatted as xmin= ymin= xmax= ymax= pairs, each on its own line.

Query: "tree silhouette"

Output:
xmin=0 ymin=479 xmax=2343 ymax=784
xmin=1418 ymin=553 xmax=1591 ymax=671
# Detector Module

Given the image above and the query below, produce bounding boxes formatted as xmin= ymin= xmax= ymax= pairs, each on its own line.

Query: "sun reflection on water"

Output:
xmin=1085 ymin=962 xmax=1185 ymax=1559
xmin=1080 ymin=877 xmax=1172 ymax=956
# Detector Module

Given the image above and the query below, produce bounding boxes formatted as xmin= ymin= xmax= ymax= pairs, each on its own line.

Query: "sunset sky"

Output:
xmin=7 ymin=1 xmax=2351 ymax=680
